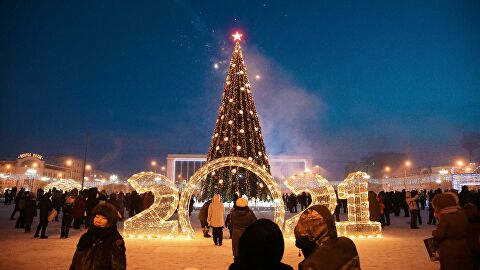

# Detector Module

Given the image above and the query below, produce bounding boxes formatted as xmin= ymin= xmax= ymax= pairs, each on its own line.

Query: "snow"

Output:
xmin=0 ymin=204 xmax=439 ymax=270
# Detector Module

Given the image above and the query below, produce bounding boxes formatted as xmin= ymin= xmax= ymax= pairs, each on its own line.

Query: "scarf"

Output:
xmin=77 ymin=226 xmax=117 ymax=251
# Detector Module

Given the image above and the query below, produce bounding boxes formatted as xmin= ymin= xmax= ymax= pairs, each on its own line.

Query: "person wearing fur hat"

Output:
xmin=61 ymin=196 xmax=75 ymax=238
xmin=228 ymin=219 xmax=293 ymax=270
xmin=208 ymin=194 xmax=225 ymax=246
xmin=295 ymin=205 xmax=360 ymax=270
xmin=432 ymin=192 xmax=473 ymax=270
xmin=230 ymin=197 xmax=257 ymax=261
xmin=70 ymin=202 xmax=126 ymax=270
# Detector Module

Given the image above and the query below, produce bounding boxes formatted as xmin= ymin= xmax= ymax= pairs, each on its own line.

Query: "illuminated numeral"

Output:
xmin=336 ymin=171 xmax=382 ymax=238
xmin=178 ymin=156 xmax=285 ymax=238
xmin=124 ymin=172 xmax=179 ymax=239
xmin=283 ymin=172 xmax=337 ymax=238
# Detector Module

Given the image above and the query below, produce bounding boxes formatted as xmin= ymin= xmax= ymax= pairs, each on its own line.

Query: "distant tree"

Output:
xmin=461 ymin=132 xmax=480 ymax=162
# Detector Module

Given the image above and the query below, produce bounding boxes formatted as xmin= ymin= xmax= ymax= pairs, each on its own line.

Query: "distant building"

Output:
xmin=345 ymin=152 xmax=409 ymax=179
xmin=166 ymin=154 xmax=313 ymax=192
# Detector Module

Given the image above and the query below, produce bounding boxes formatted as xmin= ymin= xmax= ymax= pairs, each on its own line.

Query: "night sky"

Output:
xmin=1 ymin=1 xmax=479 ymax=180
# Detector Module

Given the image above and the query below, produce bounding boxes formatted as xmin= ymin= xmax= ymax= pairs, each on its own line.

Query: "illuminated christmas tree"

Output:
xmin=200 ymin=32 xmax=270 ymax=201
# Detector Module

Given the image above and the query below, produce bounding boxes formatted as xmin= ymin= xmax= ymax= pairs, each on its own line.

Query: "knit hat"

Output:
xmin=432 ymin=192 xmax=458 ymax=211
xmin=236 ymin=198 xmax=248 ymax=207
xmin=90 ymin=202 xmax=118 ymax=227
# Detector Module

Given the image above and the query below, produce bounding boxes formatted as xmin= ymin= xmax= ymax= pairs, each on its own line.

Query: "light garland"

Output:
xmin=336 ymin=171 xmax=382 ymax=238
xmin=124 ymin=172 xmax=179 ymax=239
xmin=44 ymin=178 xmax=81 ymax=191
xmin=283 ymin=172 xmax=337 ymax=238
xmin=178 ymin=156 xmax=284 ymax=239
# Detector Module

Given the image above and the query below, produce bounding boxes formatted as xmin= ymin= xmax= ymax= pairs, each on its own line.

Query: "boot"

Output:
xmin=203 ymin=228 xmax=211 ymax=238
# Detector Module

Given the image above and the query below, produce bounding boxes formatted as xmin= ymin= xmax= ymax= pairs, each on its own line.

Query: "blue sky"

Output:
xmin=1 ymin=1 xmax=479 ymax=180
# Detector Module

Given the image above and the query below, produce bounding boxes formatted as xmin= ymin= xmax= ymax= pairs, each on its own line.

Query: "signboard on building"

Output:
xmin=17 ymin=153 xmax=44 ymax=160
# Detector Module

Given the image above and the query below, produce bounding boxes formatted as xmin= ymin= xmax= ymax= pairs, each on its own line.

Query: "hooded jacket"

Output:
xmin=207 ymin=194 xmax=225 ymax=227
xmin=295 ymin=205 xmax=360 ymax=270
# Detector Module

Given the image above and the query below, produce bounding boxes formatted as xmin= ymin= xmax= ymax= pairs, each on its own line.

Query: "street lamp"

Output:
xmin=384 ymin=166 xmax=391 ymax=173
xmin=66 ymin=159 xmax=73 ymax=178
xmin=151 ymin=161 xmax=157 ymax=174
xmin=404 ymin=160 xmax=412 ymax=177
xmin=456 ymin=160 xmax=464 ymax=167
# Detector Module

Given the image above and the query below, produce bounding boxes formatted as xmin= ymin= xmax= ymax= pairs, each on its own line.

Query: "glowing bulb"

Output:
xmin=229 ymin=98 xmax=233 ymax=103
xmin=254 ymin=127 xmax=259 ymax=131
xmin=255 ymin=75 xmax=260 ymax=80
xmin=219 ymin=179 xmax=223 ymax=184
xmin=232 ymin=169 xmax=237 ymax=173
xmin=228 ymin=120 xmax=233 ymax=124
xmin=239 ymin=110 xmax=243 ymax=114
xmin=250 ymin=110 xmax=253 ymax=115
xmin=236 ymin=145 xmax=242 ymax=150
xmin=215 ymin=146 xmax=220 ymax=150
xmin=224 ymin=137 xmax=229 ymax=141
xmin=211 ymin=171 xmax=216 ymax=176
xmin=240 ymin=87 xmax=245 ymax=91
xmin=258 ymin=151 xmax=262 ymax=156
xmin=214 ymin=133 xmax=218 ymax=137
xmin=214 ymin=63 xmax=219 ymax=69
xmin=248 ymin=157 xmax=253 ymax=161
xmin=239 ymin=129 xmax=244 ymax=133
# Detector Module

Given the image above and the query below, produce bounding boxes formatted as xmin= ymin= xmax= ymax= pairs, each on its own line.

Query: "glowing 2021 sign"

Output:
xmin=124 ymin=158 xmax=381 ymax=239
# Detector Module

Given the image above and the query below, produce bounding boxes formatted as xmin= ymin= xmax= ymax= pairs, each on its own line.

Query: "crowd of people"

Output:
xmin=2 ymin=185 xmax=480 ymax=269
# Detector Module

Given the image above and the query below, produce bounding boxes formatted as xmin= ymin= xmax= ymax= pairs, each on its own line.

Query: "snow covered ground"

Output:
xmin=0 ymin=204 xmax=439 ymax=270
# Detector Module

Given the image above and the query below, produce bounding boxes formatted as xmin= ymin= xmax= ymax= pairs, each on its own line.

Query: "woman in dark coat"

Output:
xmin=229 ymin=219 xmax=293 ymax=270
xmin=230 ymin=198 xmax=257 ymax=261
xmin=23 ymin=192 xmax=37 ymax=232
xmin=72 ymin=194 xmax=86 ymax=229
xmin=295 ymin=205 xmax=360 ymax=270
xmin=432 ymin=192 xmax=473 ymax=270
xmin=70 ymin=203 xmax=126 ymax=270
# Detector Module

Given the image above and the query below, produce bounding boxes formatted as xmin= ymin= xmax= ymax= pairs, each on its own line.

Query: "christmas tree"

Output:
xmin=200 ymin=32 xmax=270 ymax=201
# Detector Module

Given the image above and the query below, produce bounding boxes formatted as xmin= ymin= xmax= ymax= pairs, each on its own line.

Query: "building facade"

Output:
xmin=166 ymin=154 xmax=313 ymax=192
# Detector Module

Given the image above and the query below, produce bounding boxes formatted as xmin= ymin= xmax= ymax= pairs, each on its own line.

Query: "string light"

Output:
xmin=124 ymin=172 xmax=179 ymax=239
xmin=283 ymin=172 xmax=337 ymax=238
xmin=336 ymin=171 xmax=382 ymax=238
xmin=178 ymin=156 xmax=284 ymax=238
xmin=44 ymin=178 xmax=81 ymax=191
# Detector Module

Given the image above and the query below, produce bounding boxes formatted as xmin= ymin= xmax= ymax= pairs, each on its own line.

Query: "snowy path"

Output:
xmin=0 ymin=205 xmax=439 ymax=269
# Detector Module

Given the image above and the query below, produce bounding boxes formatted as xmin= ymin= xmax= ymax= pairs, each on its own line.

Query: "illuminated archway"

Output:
xmin=178 ymin=156 xmax=284 ymax=238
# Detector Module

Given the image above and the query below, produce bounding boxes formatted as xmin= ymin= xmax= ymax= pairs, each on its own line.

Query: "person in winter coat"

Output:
xmin=406 ymin=191 xmax=421 ymax=229
xmin=295 ymin=205 xmax=360 ymax=270
xmin=368 ymin=191 xmax=381 ymax=223
xmin=34 ymin=192 xmax=53 ymax=238
xmin=61 ymin=196 xmax=75 ymax=238
xmin=207 ymin=194 xmax=225 ymax=246
xmin=464 ymin=203 xmax=480 ymax=269
xmin=199 ymin=199 xmax=212 ymax=237
xmin=70 ymin=203 xmax=125 ymax=270
xmin=73 ymin=194 xmax=86 ymax=229
xmin=432 ymin=192 xmax=473 ymax=270
xmin=229 ymin=219 xmax=293 ymax=270
xmin=230 ymin=198 xmax=257 ymax=261
xmin=23 ymin=192 xmax=37 ymax=233
xmin=14 ymin=191 xmax=27 ymax=228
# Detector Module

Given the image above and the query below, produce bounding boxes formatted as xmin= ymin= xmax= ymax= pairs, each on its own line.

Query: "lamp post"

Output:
xmin=404 ymin=160 xmax=411 ymax=177
xmin=151 ymin=161 xmax=157 ymax=174
xmin=66 ymin=159 xmax=73 ymax=178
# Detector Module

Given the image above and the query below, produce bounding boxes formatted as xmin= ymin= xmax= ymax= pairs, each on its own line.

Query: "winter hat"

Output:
xmin=90 ymin=202 xmax=118 ymax=227
xmin=236 ymin=198 xmax=248 ymax=207
xmin=432 ymin=192 xmax=458 ymax=211
xmin=238 ymin=219 xmax=285 ymax=268
xmin=295 ymin=205 xmax=337 ymax=253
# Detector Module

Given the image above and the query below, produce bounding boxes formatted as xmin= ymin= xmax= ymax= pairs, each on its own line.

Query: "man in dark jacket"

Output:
xmin=70 ymin=203 xmax=126 ymax=270
xmin=295 ymin=205 xmax=360 ymax=270
xmin=23 ymin=192 xmax=37 ymax=233
xmin=199 ymin=199 xmax=212 ymax=237
xmin=34 ymin=192 xmax=53 ymax=238
xmin=229 ymin=219 xmax=293 ymax=270
xmin=61 ymin=196 xmax=75 ymax=238
xmin=230 ymin=198 xmax=257 ymax=261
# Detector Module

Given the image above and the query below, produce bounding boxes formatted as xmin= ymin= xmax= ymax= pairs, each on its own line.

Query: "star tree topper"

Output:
xmin=232 ymin=31 xmax=243 ymax=41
